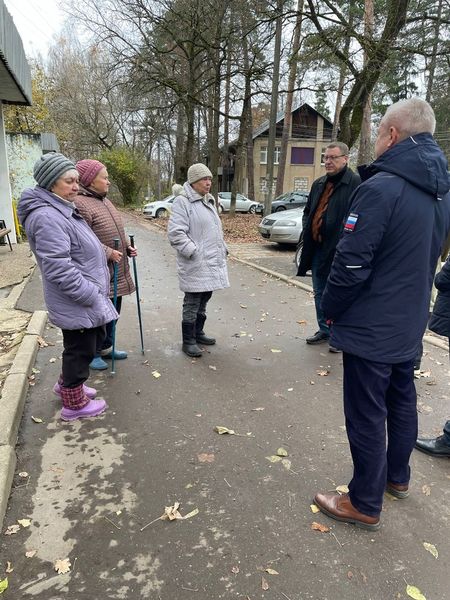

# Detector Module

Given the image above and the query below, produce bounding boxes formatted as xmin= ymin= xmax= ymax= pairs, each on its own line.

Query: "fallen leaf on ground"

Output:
xmin=214 ymin=426 xmax=236 ymax=435
xmin=152 ymin=370 xmax=161 ymax=378
xmin=0 ymin=578 xmax=8 ymax=594
xmin=406 ymin=584 xmax=427 ymax=600
xmin=281 ymin=458 xmax=292 ymax=470
xmin=266 ymin=455 xmax=282 ymax=463
xmin=5 ymin=562 xmax=13 ymax=574
xmin=347 ymin=571 xmax=354 ymax=580
xmin=265 ymin=568 xmax=279 ymax=575
xmin=276 ymin=448 xmax=288 ymax=457
xmin=240 ymin=304 xmax=248 ymax=309
xmin=32 ymin=368 xmax=40 ymax=374
xmin=54 ymin=558 xmax=71 ymax=574
xmin=208 ymin=365 xmax=217 ymax=371
xmin=182 ymin=508 xmax=199 ymax=520
xmin=310 ymin=504 xmax=320 ymax=513
xmin=37 ymin=336 xmax=49 ymax=348
xmin=231 ymin=565 xmax=240 ymax=574
xmin=297 ymin=320 xmax=307 ymax=325
xmin=251 ymin=356 xmax=262 ymax=360
xmin=162 ymin=502 xmax=182 ymax=521
xmin=422 ymin=484 xmax=431 ymax=496
xmin=25 ymin=550 xmax=37 ymax=558
xmin=49 ymin=358 xmax=57 ymax=363
xmin=251 ymin=407 xmax=265 ymax=411
xmin=311 ymin=521 xmax=330 ymax=533
xmin=4 ymin=525 xmax=20 ymax=535
xmin=197 ymin=453 xmax=215 ymax=463
xmin=261 ymin=577 xmax=269 ymax=590
xmin=423 ymin=542 xmax=438 ymax=558
xmin=31 ymin=416 xmax=43 ymax=424
xmin=310 ymin=380 xmax=315 ymax=385
xmin=317 ymin=369 xmax=330 ymax=376
xmin=17 ymin=519 xmax=31 ymax=528
xmin=270 ymin=348 xmax=282 ymax=353
xmin=416 ymin=370 xmax=431 ymax=378
xmin=336 ymin=484 xmax=349 ymax=494
xmin=18 ymin=472 xmax=28 ymax=478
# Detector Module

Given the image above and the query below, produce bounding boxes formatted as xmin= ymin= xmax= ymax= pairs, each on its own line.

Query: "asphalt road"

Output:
xmin=1 ymin=218 xmax=449 ymax=600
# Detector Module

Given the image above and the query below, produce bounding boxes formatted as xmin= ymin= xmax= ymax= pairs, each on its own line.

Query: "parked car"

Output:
xmin=143 ymin=195 xmax=175 ymax=218
xmin=255 ymin=191 xmax=309 ymax=214
xmin=218 ymin=192 xmax=258 ymax=214
xmin=258 ymin=207 xmax=304 ymax=249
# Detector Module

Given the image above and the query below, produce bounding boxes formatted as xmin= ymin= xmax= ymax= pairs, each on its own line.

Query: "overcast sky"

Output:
xmin=4 ymin=0 xmax=66 ymax=60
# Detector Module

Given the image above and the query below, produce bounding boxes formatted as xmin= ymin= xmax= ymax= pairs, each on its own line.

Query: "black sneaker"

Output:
xmin=306 ymin=331 xmax=330 ymax=345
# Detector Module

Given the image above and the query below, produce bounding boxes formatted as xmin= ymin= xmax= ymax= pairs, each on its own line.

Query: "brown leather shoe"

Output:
xmin=314 ymin=492 xmax=380 ymax=531
xmin=385 ymin=482 xmax=409 ymax=499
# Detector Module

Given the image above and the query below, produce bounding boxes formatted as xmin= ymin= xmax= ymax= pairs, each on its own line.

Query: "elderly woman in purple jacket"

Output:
xmin=18 ymin=153 xmax=118 ymax=421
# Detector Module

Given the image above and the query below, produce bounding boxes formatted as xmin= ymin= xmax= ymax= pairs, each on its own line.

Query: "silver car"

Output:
xmin=218 ymin=192 xmax=258 ymax=214
xmin=143 ymin=195 xmax=175 ymax=218
xmin=258 ymin=207 xmax=304 ymax=245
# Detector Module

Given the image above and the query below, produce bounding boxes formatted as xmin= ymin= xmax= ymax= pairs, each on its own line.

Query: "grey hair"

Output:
xmin=326 ymin=141 xmax=349 ymax=156
xmin=382 ymin=97 xmax=436 ymax=138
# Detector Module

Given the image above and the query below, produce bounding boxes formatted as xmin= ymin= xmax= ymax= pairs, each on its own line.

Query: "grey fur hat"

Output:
xmin=33 ymin=153 xmax=77 ymax=190
xmin=187 ymin=163 xmax=212 ymax=184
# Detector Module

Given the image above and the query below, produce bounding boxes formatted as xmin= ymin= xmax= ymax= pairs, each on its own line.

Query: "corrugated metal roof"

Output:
xmin=0 ymin=0 xmax=32 ymax=105
xmin=41 ymin=133 xmax=59 ymax=152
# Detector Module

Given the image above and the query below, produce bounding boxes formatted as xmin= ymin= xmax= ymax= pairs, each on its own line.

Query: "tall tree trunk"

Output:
xmin=357 ymin=0 xmax=374 ymax=165
xmin=223 ymin=41 xmax=232 ymax=192
xmin=174 ymin=104 xmax=186 ymax=182
xmin=425 ymin=0 xmax=443 ymax=102
xmin=242 ymin=34 xmax=255 ymax=201
xmin=276 ymin=0 xmax=304 ymax=198
xmin=332 ymin=0 xmax=354 ymax=140
xmin=264 ymin=0 xmax=283 ymax=216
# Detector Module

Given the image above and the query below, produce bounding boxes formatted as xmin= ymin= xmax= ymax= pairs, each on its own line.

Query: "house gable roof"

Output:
xmin=252 ymin=102 xmax=333 ymax=140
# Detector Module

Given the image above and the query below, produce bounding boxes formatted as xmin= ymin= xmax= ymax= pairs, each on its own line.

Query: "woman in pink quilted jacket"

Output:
xmin=74 ymin=160 xmax=137 ymax=370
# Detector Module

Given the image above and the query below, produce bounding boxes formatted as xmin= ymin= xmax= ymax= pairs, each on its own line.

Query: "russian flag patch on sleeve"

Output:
xmin=344 ymin=212 xmax=358 ymax=232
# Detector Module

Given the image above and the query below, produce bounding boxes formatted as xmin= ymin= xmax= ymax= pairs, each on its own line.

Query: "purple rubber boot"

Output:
xmin=60 ymin=399 xmax=107 ymax=422
xmin=53 ymin=381 xmax=97 ymax=399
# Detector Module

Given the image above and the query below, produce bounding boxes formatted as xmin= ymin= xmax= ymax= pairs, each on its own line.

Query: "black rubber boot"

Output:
xmin=195 ymin=314 xmax=216 ymax=345
xmin=182 ymin=321 xmax=202 ymax=357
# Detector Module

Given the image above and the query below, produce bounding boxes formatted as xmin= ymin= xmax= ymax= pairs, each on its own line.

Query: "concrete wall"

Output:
xmin=6 ymin=132 xmax=41 ymax=203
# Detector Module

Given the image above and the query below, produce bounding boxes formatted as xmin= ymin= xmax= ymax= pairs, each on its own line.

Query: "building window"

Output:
xmin=291 ymin=147 xmax=314 ymax=165
xmin=274 ymin=146 xmax=281 ymax=164
xmin=294 ymin=177 xmax=309 ymax=192
xmin=320 ymin=147 xmax=327 ymax=165
xmin=260 ymin=146 xmax=281 ymax=164
xmin=260 ymin=146 xmax=268 ymax=164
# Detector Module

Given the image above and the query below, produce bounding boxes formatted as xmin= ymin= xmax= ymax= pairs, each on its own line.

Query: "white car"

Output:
xmin=218 ymin=192 xmax=258 ymax=214
xmin=258 ymin=207 xmax=304 ymax=246
xmin=143 ymin=195 xmax=175 ymax=218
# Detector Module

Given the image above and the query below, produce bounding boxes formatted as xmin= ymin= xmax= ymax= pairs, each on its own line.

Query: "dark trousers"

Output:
xmin=311 ymin=249 xmax=330 ymax=334
xmin=182 ymin=291 xmax=213 ymax=323
xmin=62 ymin=326 xmax=106 ymax=388
xmin=101 ymin=296 xmax=123 ymax=351
xmin=343 ymin=352 xmax=417 ymax=517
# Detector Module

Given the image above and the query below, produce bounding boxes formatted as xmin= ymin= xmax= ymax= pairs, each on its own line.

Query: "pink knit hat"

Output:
xmin=76 ymin=159 xmax=106 ymax=187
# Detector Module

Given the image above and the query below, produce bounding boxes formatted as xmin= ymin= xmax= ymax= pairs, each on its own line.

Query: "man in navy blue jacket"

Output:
xmin=314 ymin=98 xmax=450 ymax=530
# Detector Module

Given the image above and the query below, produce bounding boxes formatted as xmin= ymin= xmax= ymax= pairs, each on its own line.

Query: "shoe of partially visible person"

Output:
xmin=100 ymin=348 xmax=128 ymax=360
xmin=53 ymin=381 xmax=97 ymax=399
xmin=415 ymin=435 xmax=450 ymax=457
xmin=90 ymin=356 xmax=108 ymax=370
xmin=306 ymin=331 xmax=330 ymax=345
xmin=329 ymin=345 xmax=341 ymax=353
xmin=314 ymin=492 xmax=380 ymax=531
xmin=61 ymin=399 xmax=107 ymax=422
xmin=385 ymin=482 xmax=409 ymax=498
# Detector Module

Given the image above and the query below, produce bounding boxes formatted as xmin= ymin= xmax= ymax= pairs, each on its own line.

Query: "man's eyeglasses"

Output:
xmin=324 ymin=154 xmax=346 ymax=161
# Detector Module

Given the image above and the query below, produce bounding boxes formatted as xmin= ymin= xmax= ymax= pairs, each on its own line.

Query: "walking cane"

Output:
xmin=111 ymin=238 xmax=120 ymax=375
xmin=129 ymin=234 xmax=145 ymax=354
